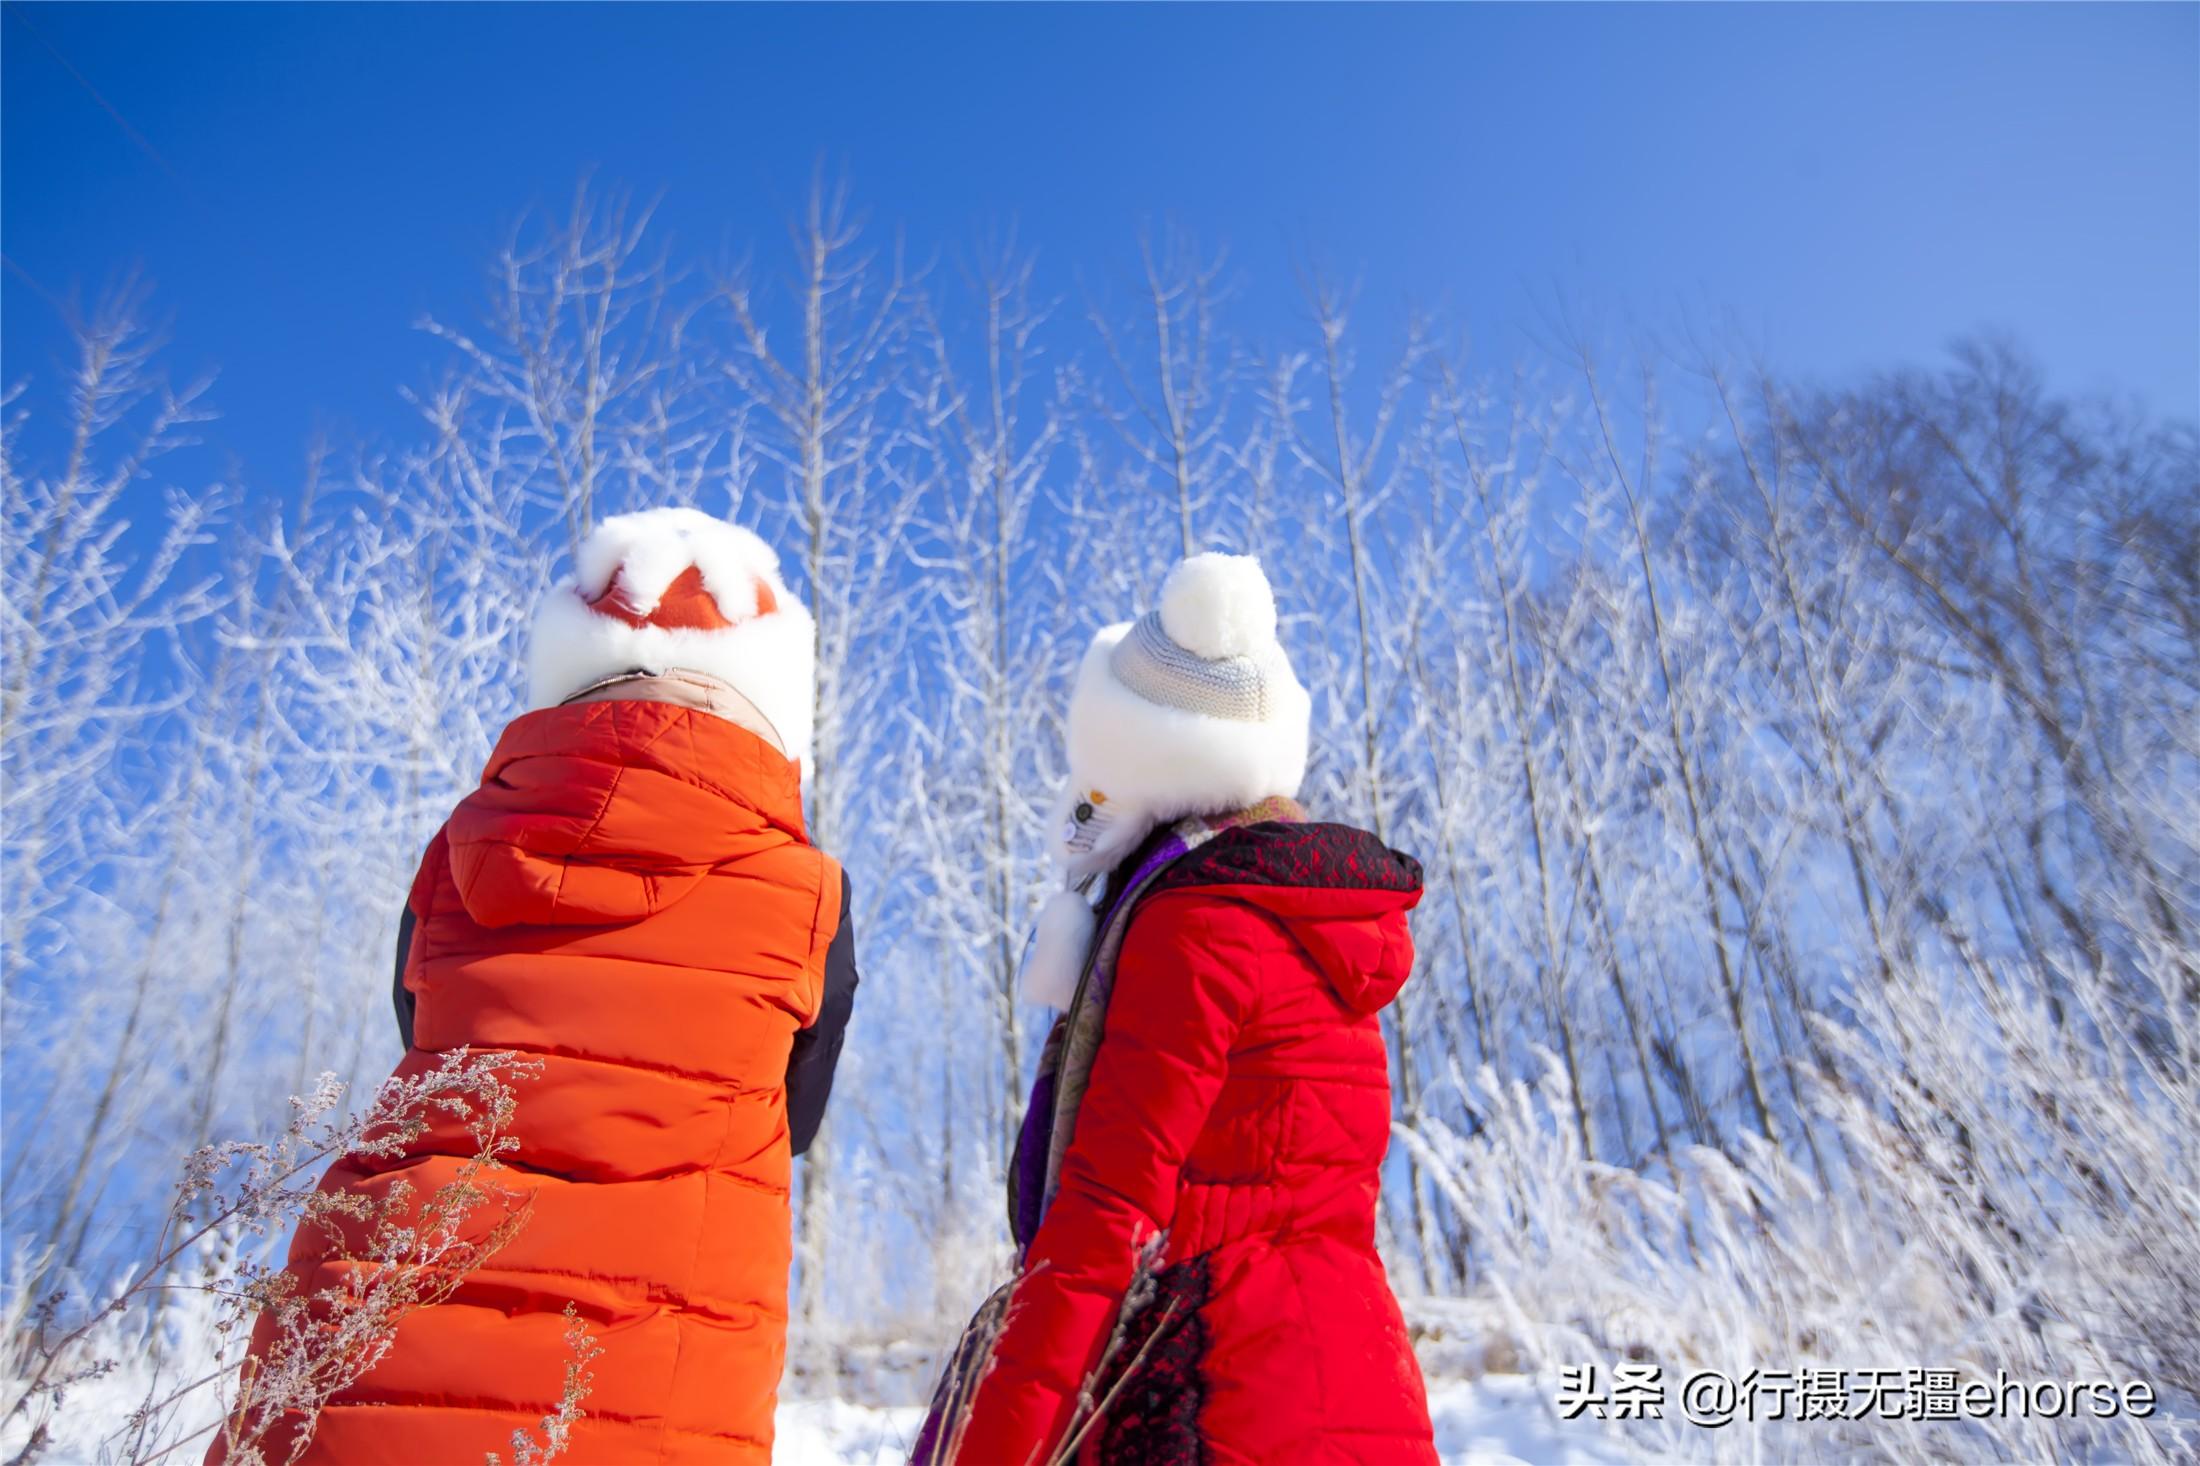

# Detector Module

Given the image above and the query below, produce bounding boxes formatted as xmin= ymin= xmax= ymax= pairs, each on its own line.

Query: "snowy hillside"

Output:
xmin=6 ymin=1352 xmax=1629 ymax=1466
xmin=0 ymin=1279 xmax=1633 ymax=1465
xmin=5 ymin=189 xmax=2195 ymax=1466
xmin=773 ymin=1377 xmax=1633 ymax=1466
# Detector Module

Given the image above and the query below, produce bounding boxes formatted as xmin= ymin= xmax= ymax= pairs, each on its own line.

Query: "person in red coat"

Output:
xmin=929 ymin=553 xmax=1436 ymax=1465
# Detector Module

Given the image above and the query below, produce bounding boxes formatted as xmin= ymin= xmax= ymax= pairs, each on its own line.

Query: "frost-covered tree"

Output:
xmin=5 ymin=184 xmax=2194 ymax=1461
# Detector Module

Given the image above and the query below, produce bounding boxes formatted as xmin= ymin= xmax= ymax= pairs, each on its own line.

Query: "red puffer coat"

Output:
xmin=956 ymin=821 xmax=1437 ymax=1465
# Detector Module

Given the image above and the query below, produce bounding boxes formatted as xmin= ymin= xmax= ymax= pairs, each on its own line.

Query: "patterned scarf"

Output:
xmin=1011 ymin=795 xmax=1307 ymax=1246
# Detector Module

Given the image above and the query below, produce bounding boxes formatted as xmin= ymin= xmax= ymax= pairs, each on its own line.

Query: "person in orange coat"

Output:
xmin=921 ymin=554 xmax=1435 ymax=1465
xmin=220 ymin=509 xmax=858 ymax=1464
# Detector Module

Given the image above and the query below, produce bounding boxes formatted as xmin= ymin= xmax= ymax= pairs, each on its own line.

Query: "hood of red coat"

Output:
xmin=1158 ymin=823 xmax=1423 ymax=1015
xmin=445 ymin=699 xmax=808 ymax=928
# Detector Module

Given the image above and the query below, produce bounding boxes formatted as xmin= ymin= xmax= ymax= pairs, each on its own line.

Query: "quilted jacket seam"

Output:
xmin=411 ymin=1037 xmax=792 ymax=1093
xmin=313 ymin=1396 xmax=768 ymax=1446
xmin=550 ymin=764 xmax=626 ymax=917
xmin=493 ymin=708 xmax=802 ymax=837
xmin=306 ymin=1255 xmax=791 ymax=1321
xmin=658 ymin=1096 xmax=739 ymax=1464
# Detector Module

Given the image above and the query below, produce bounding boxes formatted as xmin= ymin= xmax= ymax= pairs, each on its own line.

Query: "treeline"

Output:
xmin=4 ymin=187 xmax=2193 ymax=1460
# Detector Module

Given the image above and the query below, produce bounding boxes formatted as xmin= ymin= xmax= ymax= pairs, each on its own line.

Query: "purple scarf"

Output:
xmin=1010 ymin=796 xmax=1305 ymax=1250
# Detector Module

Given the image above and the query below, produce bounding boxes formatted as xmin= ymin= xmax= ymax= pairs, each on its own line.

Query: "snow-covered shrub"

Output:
xmin=4 ymin=1050 xmax=543 ymax=1465
xmin=6 ymin=186 xmax=2195 ymax=1463
xmin=1402 ymin=936 xmax=2198 ymax=1465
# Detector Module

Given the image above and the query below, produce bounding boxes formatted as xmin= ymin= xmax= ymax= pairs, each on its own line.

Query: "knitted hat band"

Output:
xmin=1107 ymin=611 xmax=1274 ymax=722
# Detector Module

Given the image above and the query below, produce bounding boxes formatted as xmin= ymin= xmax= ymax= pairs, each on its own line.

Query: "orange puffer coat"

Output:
xmin=228 ymin=698 xmax=849 ymax=1464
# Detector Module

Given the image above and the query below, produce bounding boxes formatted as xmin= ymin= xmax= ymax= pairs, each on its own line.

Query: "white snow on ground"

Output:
xmin=1 ymin=1284 xmax=232 ymax=1466
xmin=7 ymin=1374 xmax=1627 ymax=1465
xmin=767 ymin=1376 xmax=1638 ymax=1465
xmin=774 ymin=1398 xmax=927 ymax=1464
xmin=1427 ymin=1374 xmax=1640 ymax=1465
xmin=5 ymin=1290 xmax=1623 ymax=1466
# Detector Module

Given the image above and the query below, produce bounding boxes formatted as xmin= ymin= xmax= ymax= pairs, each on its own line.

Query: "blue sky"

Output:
xmin=5 ymin=2 xmax=2195 ymax=493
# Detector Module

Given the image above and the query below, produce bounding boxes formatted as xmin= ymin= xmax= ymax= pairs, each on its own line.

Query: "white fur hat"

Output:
xmin=1060 ymin=552 xmax=1310 ymax=861
xmin=527 ymin=508 xmax=816 ymax=765
xmin=1018 ymin=553 xmax=1310 ymax=1009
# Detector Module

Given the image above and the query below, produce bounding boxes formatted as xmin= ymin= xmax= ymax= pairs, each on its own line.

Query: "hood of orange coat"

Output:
xmin=446 ymin=699 xmax=807 ymax=928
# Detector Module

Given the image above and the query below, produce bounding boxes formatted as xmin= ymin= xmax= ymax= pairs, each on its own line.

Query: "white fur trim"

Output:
xmin=526 ymin=509 xmax=817 ymax=766
xmin=571 ymin=507 xmax=780 ymax=619
xmin=1020 ymin=887 xmax=1098 ymax=1008
xmin=1158 ymin=552 xmax=1278 ymax=660
xmin=1063 ymin=620 xmax=1310 ymax=831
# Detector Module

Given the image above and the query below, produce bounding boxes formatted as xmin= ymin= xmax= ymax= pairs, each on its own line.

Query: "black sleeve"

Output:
xmin=786 ymin=870 xmax=859 ymax=1157
xmin=392 ymin=905 xmax=418 ymax=1051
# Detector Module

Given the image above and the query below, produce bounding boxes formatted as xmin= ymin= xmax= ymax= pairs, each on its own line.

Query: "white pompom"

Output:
xmin=1158 ymin=552 xmax=1278 ymax=660
xmin=1019 ymin=887 xmax=1098 ymax=1009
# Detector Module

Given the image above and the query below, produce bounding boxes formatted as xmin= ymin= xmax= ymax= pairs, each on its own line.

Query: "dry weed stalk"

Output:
xmin=488 ymin=1304 xmax=604 ymax=1466
xmin=6 ymin=1050 xmax=540 ymax=1466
